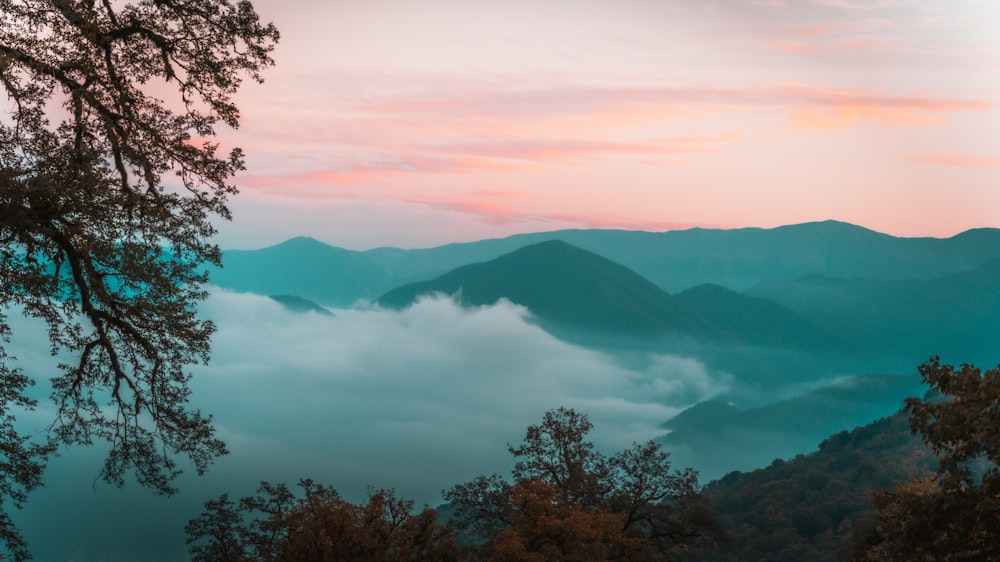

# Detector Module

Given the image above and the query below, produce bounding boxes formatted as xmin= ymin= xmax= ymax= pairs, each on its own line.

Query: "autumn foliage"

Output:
xmin=489 ymin=479 xmax=646 ymax=562
xmin=185 ymin=480 xmax=459 ymax=562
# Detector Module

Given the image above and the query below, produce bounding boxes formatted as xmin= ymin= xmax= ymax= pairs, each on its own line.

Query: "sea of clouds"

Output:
xmin=6 ymin=289 xmax=731 ymax=560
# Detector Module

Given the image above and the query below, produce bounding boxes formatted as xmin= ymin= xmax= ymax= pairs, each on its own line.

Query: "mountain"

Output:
xmin=377 ymin=241 xmax=858 ymax=354
xmin=377 ymin=240 xmax=708 ymax=337
xmin=208 ymin=236 xmax=392 ymax=307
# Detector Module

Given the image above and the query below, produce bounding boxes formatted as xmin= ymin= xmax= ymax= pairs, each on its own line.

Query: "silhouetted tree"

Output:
xmin=851 ymin=357 xmax=1000 ymax=561
xmin=445 ymin=407 xmax=717 ymax=561
xmin=1 ymin=1 xmax=278 ymax=558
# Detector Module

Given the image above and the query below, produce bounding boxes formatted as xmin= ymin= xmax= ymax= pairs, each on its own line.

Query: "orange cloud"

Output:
xmin=237 ymin=83 xmax=991 ymax=192
xmin=774 ymin=35 xmax=886 ymax=53
xmin=907 ymin=152 xmax=1000 ymax=168
xmin=782 ymin=86 xmax=990 ymax=130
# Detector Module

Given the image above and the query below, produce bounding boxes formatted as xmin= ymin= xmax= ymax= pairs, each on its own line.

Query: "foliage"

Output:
xmin=490 ymin=479 xmax=646 ymax=562
xmin=1 ymin=0 xmax=277 ymax=558
xmin=185 ymin=480 xmax=460 ymax=562
xmin=851 ymin=357 xmax=1000 ymax=561
xmin=444 ymin=407 xmax=717 ymax=561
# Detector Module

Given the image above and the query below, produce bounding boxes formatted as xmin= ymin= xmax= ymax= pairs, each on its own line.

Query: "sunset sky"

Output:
xmin=218 ymin=0 xmax=999 ymax=249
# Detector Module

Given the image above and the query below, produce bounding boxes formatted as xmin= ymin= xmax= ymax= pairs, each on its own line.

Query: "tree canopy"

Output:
xmin=186 ymin=480 xmax=460 ymax=562
xmin=851 ymin=357 xmax=1000 ymax=561
xmin=0 ymin=0 xmax=277 ymax=558
xmin=186 ymin=408 xmax=716 ymax=561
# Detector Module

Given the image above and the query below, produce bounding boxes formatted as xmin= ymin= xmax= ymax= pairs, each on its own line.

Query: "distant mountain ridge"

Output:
xmin=209 ymin=221 xmax=1000 ymax=308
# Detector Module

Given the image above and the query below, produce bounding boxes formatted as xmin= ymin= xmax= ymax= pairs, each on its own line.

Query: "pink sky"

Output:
xmin=217 ymin=0 xmax=1000 ymax=249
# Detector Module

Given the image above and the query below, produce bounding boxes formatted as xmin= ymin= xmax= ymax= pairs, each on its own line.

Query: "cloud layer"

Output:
xmin=7 ymin=291 xmax=729 ymax=560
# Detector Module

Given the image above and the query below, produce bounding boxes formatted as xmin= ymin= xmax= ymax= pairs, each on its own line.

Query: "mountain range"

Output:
xmin=206 ymin=220 xmax=1000 ymax=494
xmin=209 ymin=220 xmax=1000 ymax=308
xmin=210 ymin=220 xmax=1000 ymax=375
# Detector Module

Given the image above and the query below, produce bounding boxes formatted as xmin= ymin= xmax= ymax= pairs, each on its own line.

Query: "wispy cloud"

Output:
xmin=775 ymin=17 xmax=896 ymax=53
xmin=238 ymin=81 xmax=989 ymax=189
xmin=773 ymin=35 xmax=887 ymax=53
xmin=781 ymin=86 xmax=991 ymax=129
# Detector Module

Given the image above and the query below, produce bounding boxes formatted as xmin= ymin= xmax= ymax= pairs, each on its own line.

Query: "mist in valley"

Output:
xmin=8 ymin=291 xmax=746 ymax=560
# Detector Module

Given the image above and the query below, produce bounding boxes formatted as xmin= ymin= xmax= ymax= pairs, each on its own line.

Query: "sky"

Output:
xmin=212 ymin=0 xmax=1000 ymax=249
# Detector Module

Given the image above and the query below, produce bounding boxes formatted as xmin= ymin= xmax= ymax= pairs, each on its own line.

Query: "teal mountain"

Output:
xmin=376 ymin=239 xmax=846 ymax=351
xmin=377 ymin=239 xmax=711 ymax=336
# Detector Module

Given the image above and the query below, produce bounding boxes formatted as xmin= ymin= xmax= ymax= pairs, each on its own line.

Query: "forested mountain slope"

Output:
xmin=691 ymin=412 xmax=937 ymax=562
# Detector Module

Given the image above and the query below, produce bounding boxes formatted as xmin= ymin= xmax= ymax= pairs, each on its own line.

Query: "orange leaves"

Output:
xmin=490 ymin=480 xmax=645 ymax=562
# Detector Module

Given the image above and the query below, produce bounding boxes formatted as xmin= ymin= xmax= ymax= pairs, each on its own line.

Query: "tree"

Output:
xmin=445 ymin=407 xmax=717 ymax=561
xmin=608 ymin=441 xmax=716 ymax=554
xmin=1 ymin=1 xmax=278 ymax=558
xmin=508 ymin=407 xmax=612 ymax=507
xmin=186 ymin=480 xmax=460 ymax=562
xmin=851 ymin=357 xmax=1000 ymax=561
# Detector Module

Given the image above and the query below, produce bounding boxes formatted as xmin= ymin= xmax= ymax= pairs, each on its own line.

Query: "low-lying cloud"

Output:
xmin=7 ymin=290 xmax=729 ymax=560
